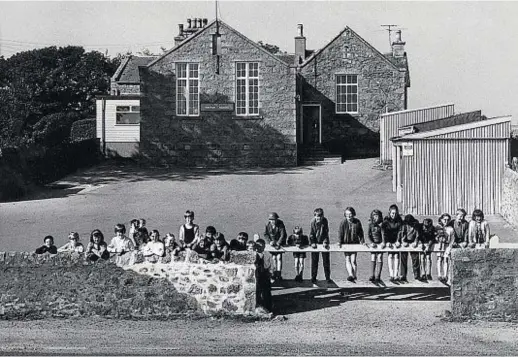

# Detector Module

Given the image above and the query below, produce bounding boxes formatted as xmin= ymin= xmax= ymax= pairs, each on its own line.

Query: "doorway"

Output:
xmin=302 ymin=104 xmax=321 ymax=146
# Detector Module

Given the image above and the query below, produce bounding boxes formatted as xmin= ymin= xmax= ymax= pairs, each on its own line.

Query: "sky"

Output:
xmin=0 ymin=1 xmax=517 ymax=124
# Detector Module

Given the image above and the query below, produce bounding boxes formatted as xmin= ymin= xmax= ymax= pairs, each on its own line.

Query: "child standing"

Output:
xmin=142 ymin=229 xmax=165 ymax=263
xmin=255 ymin=239 xmax=274 ymax=313
xmin=309 ymin=208 xmax=331 ymax=284
xmin=35 ymin=236 xmax=58 ymax=255
xmin=468 ymin=209 xmax=491 ymax=249
xmin=436 ymin=213 xmax=454 ymax=284
xmin=85 ymin=229 xmax=110 ymax=261
xmin=419 ymin=218 xmax=436 ymax=281
xmin=338 ymin=207 xmax=364 ymax=282
xmin=450 ymin=209 xmax=469 ymax=248
xmin=179 ymin=210 xmax=200 ymax=249
xmin=367 ymin=209 xmax=384 ymax=283
xmin=107 ymin=224 xmax=135 ymax=255
xmin=382 ymin=204 xmax=403 ymax=283
xmin=399 ymin=215 xmax=421 ymax=283
xmin=58 ymin=232 xmax=84 ymax=253
xmin=264 ymin=212 xmax=287 ymax=281
xmin=128 ymin=219 xmax=139 ymax=247
xmin=286 ymin=226 xmax=310 ymax=282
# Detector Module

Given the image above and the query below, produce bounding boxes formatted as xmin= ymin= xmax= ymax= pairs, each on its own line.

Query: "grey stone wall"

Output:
xmin=451 ymin=249 xmax=518 ymax=322
xmin=111 ymin=82 xmax=140 ymax=95
xmin=299 ymin=28 xmax=408 ymax=156
xmin=501 ymin=167 xmax=518 ymax=228
xmin=140 ymin=22 xmax=297 ymax=167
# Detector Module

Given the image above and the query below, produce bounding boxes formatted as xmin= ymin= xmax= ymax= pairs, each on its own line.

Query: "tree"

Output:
xmin=0 ymin=46 xmax=118 ymax=147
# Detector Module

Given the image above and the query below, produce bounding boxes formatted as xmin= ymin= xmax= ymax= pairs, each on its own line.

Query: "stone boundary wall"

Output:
xmin=501 ymin=167 xmax=518 ymax=228
xmin=0 ymin=250 xmax=256 ymax=320
xmin=451 ymin=248 xmax=518 ymax=322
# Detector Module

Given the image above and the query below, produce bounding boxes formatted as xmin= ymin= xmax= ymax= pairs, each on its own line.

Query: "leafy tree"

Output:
xmin=0 ymin=46 xmax=118 ymax=147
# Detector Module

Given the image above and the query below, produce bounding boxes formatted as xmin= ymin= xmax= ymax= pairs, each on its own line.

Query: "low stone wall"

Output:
xmin=501 ymin=167 xmax=518 ymax=228
xmin=0 ymin=250 xmax=256 ymax=320
xmin=451 ymin=249 xmax=518 ymax=322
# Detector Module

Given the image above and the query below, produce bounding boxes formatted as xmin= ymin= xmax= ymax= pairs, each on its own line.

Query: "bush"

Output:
xmin=0 ymin=164 xmax=29 ymax=201
xmin=70 ymin=118 xmax=96 ymax=142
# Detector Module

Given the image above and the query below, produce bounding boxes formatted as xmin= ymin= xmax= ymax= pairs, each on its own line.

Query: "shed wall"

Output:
xmin=401 ymin=139 xmax=509 ymax=215
xmin=96 ymin=99 xmax=140 ymax=143
xmin=380 ymin=104 xmax=454 ymax=163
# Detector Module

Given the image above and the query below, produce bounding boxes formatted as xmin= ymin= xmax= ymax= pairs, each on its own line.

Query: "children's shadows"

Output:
xmin=271 ymin=280 xmax=450 ymax=315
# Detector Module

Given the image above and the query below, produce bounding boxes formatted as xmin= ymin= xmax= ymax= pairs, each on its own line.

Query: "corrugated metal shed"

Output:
xmin=391 ymin=116 xmax=511 ymax=215
xmin=380 ymin=103 xmax=455 ymax=164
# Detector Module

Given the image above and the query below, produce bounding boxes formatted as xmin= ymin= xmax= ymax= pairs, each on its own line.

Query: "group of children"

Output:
xmin=34 ymin=206 xmax=491 ymax=287
xmin=260 ymin=205 xmax=491 ymax=287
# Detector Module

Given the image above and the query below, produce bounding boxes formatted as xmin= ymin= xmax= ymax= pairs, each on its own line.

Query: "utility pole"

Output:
xmin=381 ymin=24 xmax=398 ymax=47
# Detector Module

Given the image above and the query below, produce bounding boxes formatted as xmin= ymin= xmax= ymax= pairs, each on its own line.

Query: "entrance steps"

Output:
xmin=299 ymin=145 xmax=342 ymax=166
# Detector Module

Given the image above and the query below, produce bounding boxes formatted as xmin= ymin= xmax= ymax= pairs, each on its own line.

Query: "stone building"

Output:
xmin=98 ymin=18 xmax=410 ymax=165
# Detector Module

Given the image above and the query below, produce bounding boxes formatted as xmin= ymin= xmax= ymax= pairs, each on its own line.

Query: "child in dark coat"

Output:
xmin=286 ymin=226 xmax=310 ymax=282
xmin=367 ymin=209 xmax=384 ymax=283
xmin=399 ymin=214 xmax=421 ymax=282
xmin=419 ymin=218 xmax=436 ymax=281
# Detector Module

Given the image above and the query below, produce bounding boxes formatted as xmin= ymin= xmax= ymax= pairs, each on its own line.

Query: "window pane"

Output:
xmin=116 ymin=113 xmax=140 ymax=124
xmin=116 ymin=106 xmax=130 ymax=112
xmin=131 ymin=106 xmax=140 ymax=112
xmin=177 ymin=64 xmax=187 ymax=78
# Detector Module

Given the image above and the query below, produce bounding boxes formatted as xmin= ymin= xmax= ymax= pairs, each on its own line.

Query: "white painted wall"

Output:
xmin=96 ymin=99 xmax=140 ymax=142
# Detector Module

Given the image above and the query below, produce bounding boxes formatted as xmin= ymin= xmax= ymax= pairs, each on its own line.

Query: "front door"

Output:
xmin=302 ymin=105 xmax=321 ymax=146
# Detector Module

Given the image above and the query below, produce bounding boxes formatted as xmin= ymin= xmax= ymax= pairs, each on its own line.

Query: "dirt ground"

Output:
xmin=1 ymin=159 xmax=518 ymax=355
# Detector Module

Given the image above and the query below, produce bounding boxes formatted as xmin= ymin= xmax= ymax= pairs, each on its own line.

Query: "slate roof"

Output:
xmin=112 ymin=56 xmax=157 ymax=83
xmin=401 ymin=110 xmax=485 ymax=134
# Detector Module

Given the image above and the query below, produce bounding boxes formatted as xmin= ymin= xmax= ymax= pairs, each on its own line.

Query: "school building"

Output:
xmin=390 ymin=111 xmax=512 ymax=215
xmin=96 ymin=17 xmax=410 ymax=166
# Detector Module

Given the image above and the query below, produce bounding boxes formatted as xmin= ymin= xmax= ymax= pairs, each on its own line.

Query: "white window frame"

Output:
xmin=235 ymin=62 xmax=260 ymax=116
xmin=336 ymin=74 xmax=359 ymax=114
xmin=115 ymin=105 xmax=140 ymax=125
xmin=176 ymin=63 xmax=200 ymax=117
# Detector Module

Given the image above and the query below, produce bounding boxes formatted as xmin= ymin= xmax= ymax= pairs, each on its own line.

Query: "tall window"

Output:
xmin=176 ymin=63 xmax=199 ymax=116
xmin=116 ymin=105 xmax=140 ymax=124
xmin=336 ymin=74 xmax=358 ymax=114
xmin=236 ymin=62 xmax=259 ymax=116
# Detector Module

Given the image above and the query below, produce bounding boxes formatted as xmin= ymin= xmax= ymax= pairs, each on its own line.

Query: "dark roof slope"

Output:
xmin=113 ymin=56 xmax=157 ymax=83
xmin=402 ymin=110 xmax=485 ymax=133
xmin=276 ymin=53 xmax=296 ymax=65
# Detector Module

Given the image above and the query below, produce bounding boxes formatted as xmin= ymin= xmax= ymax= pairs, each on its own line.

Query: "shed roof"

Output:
xmin=400 ymin=110 xmax=484 ymax=133
xmin=112 ymin=55 xmax=157 ymax=83
xmin=391 ymin=116 xmax=512 ymax=141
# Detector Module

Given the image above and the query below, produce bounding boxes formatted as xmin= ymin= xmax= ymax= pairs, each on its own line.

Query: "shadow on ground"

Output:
xmin=273 ymin=282 xmax=450 ymax=315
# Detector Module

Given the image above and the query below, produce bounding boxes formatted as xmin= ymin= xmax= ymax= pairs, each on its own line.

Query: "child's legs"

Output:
xmin=443 ymin=256 xmax=449 ymax=278
xmin=350 ymin=253 xmax=358 ymax=278
xmin=299 ymin=257 xmax=305 ymax=272
xmin=370 ymin=253 xmax=377 ymax=277
xmin=375 ymin=253 xmax=384 ymax=279
xmin=311 ymin=252 xmax=319 ymax=280
xmin=399 ymin=252 xmax=408 ymax=278
xmin=426 ymin=253 xmax=432 ymax=275
xmin=321 ymin=252 xmax=331 ymax=279
xmin=276 ymin=254 xmax=283 ymax=272
xmin=387 ymin=253 xmax=394 ymax=277
xmin=436 ymin=254 xmax=443 ymax=277
xmin=344 ymin=253 xmax=353 ymax=277
xmin=394 ymin=252 xmax=400 ymax=277
xmin=410 ymin=252 xmax=420 ymax=278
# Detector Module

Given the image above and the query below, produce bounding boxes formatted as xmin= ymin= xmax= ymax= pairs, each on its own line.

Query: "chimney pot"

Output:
xmin=187 ymin=19 xmax=192 ymax=28
xmin=203 ymin=18 xmax=208 ymax=27
xmin=193 ymin=18 xmax=198 ymax=28
xmin=198 ymin=18 xmax=203 ymax=28
xmin=391 ymin=30 xmax=406 ymax=58
xmin=178 ymin=24 xmax=184 ymax=36
xmin=297 ymin=24 xmax=303 ymax=37
xmin=395 ymin=30 xmax=402 ymax=43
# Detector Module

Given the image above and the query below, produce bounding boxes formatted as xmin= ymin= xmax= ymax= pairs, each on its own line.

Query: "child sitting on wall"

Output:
xmin=255 ymin=239 xmax=273 ymax=313
xmin=286 ymin=226 xmax=309 ymax=282
xmin=230 ymin=232 xmax=249 ymax=251
xmin=164 ymin=233 xmax=182 ymax=256
xmin=142 ymin=229 xmax=165 ymax=263
xmin=107 ymin=224 xmax=135 ymax=256
xmin=468 ymin=209 xmax=491 ymax=249
xmin=35 ymin=236 xmax=58 ymax=255
xmin=212 ymin=235 xmax=230 ymax=262
xmin=57 ymin=232 xmax=84 ymax=253
xmin=85 ymin=229 xmax=110 ymax=261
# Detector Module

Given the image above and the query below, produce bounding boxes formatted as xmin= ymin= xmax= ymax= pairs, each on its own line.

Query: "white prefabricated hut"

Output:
xmin=380 ymin=103 xmax=455 ymax=164
xmin=391 ymin=115 xmax=512 ymax=215
xmin=96 ymin=96 xmax=141 ymax=157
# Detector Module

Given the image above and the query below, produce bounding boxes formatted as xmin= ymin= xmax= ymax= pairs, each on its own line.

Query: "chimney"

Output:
xmin=187 ymin=18 xmax=192 ymax=29
xmin=392 ymin=30 xmax=406 ymax=58
xmin=294 ymin=23 xmax=306 ymax=65
xmin=174 ymin=24 xmax=185 ymax=46
xmin=203 ymin=18 xmax=208 ymax=27
xmin=198 ymin=18 xmax=203 ymax=28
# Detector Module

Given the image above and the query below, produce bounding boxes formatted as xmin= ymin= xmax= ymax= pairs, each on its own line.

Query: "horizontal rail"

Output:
xmin=265 ymin=244 xmax=450 ymax=253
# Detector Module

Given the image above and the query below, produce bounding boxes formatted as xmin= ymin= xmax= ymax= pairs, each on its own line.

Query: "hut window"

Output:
xmin=336 ymin=74 xmax=358 ymax=114
xmin=236 ymin=62 xmax=259 ymax=116
xmin=176 ymin=63 xmax=200 ymax=116
xmin=116 ymin=105 xmax=140 ymax=124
